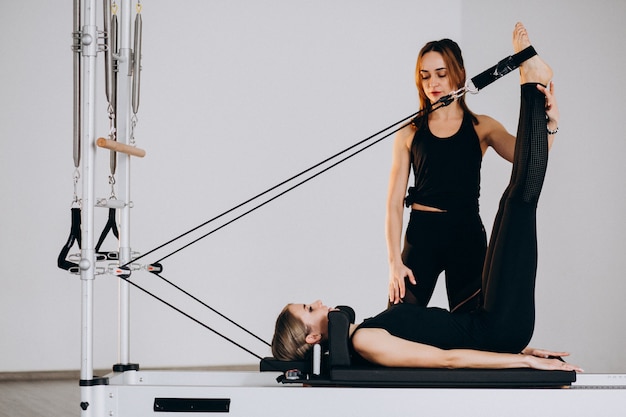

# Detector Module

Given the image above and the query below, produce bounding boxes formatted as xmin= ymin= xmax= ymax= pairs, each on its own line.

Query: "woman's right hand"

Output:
xmin=388 ymin=262 xmax=417 ymax=304
xmin=386 ymin=127 xmax=415 ymax=305
xmin=525 ymin=355 xmax=583 ymax=372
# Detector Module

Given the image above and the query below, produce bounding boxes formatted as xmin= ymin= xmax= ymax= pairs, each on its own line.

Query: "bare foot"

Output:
xmin=513 ymin=22 xmax=552 ymax=85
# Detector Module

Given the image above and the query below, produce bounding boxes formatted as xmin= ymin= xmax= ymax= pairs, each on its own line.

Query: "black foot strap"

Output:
xmin=95 ymin=207 xmax=120 ymax=260
xmin=57 ymin=207 xmax=82 ymax=271
xmin=471 ymin=46 xmax=537 ymax=91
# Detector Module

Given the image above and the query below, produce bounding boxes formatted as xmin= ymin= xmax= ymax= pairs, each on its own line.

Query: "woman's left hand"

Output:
xmin=526 ymin=355 xmax=583 ymax=372
xmin=537 ymin=81 xmax=559 ymax=129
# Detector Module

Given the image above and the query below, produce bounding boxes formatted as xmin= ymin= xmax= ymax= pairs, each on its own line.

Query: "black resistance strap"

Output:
xmin=471 ymin=46 xmax=537 ymax=90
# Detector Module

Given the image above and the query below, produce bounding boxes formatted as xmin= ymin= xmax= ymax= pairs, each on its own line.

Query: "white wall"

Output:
xmin=0 ymin=0 xmax=624 ymax=374
xmin=460 ymin=0 xmax=626 ymax=373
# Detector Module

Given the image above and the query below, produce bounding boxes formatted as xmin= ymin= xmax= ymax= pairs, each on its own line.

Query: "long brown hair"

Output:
xmin=414 ymin=39 xmax=476 ymax=129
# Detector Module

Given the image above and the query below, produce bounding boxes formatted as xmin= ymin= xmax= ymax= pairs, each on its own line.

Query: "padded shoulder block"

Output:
xmin=328 ymin=309 xmax=352 ymax=368
xmin=335 ymin=305 xmax=355 ymax=323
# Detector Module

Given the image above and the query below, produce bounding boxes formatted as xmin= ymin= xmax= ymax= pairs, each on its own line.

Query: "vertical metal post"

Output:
xmin=79 ymin=0 xmax=98 ymax=385
xmin=77 ymin=0 xmax=110 ymax=415
xmin=116 ymin=0 xmax=134 ymax=367
xmin=73 ymin=0 xmax=82 ymax=168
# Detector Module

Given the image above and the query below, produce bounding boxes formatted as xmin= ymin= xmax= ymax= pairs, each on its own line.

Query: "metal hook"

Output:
xmin=107 ymin=103 xmax=117 ymax=141
xmin=109 ymin=175 xmax=117 ymax=199
xmin=72 ymin=169 xmax=81 ymax=206
xmin=130 ymin=114 xmax=138 ymax=146
xmin=435 ymin=86 xmax=466 ymax=107
xmin=436 ymin=81 xmax=480 ymax=108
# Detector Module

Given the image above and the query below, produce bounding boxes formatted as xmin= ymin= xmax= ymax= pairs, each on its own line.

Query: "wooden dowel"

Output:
xmin=96 ymin=137 xmax=146 ymax=158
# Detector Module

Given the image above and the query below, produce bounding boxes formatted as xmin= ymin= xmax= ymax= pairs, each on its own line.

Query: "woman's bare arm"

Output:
xmin=352 ymin=328 xmax=582 ymax=371
xmin=385 ymin=126 xmax=416 ymax=303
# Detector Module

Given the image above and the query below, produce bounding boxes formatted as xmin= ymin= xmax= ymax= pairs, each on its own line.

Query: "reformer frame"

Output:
xmin=71 ymin=1 xmax=626 ymax=416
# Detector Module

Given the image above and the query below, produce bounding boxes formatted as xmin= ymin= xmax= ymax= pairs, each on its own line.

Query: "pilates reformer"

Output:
xmin=66 ymin=1 xmax=626 ymax=416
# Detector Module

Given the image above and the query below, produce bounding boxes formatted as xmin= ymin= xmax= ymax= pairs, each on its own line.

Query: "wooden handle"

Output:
xmin=96 ymin=138 xmax=146 ymax=158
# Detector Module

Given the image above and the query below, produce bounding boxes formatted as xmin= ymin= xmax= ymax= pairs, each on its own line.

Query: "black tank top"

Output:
xmin=405 ymin=112 xmax=482 ymax=212
xmin=352 ymin=303 xmax=485 ymax=351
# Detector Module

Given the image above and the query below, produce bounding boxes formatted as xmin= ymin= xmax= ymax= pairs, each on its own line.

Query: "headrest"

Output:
xmin=327 ymin=307 xmax=354 ymax=368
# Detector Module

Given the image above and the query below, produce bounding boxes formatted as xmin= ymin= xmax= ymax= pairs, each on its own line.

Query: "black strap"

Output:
xmin=58 ymin=207 xmax=119 ymax=271
xmin=57 ymin=207 xmax=82 ymax=271
xmin=471 ymin=46 xmax=537 ymax=91
xmin=95 ymin=207 xmax=120 ymax=259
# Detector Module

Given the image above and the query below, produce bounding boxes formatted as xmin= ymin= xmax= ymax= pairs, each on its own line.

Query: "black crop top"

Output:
xmin=405 ymin=112 xmax=482 ymax=212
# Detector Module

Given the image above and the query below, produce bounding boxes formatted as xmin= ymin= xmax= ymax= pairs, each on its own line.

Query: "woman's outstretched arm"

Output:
xmin=352 ymin=328 xmax=582 ymax=371
xmin=385 ymin=126 xmax=416 ymax=304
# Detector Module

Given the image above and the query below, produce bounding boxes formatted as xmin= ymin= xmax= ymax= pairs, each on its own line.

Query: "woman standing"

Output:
xmin=386 ymin=24 xmax=557 ymax=311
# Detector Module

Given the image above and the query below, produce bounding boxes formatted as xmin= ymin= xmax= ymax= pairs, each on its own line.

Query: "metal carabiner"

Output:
xmin=463 ymin=79 xmax=479 ymax=95
xmin=436 ymin=84 xmax=472 ymax=107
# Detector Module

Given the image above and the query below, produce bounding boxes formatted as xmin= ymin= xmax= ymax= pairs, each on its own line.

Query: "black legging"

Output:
xmin=400 ymin=209 xmax=486 ymax=313
xmin=480 ymin=82 xmax=549 ymax=351
xmin=356 ymin=84 xmax=549 ymax=354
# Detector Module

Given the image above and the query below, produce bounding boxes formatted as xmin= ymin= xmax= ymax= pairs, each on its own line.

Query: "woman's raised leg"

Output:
xmin=480 ymin=23 xmax=553 ymax=352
